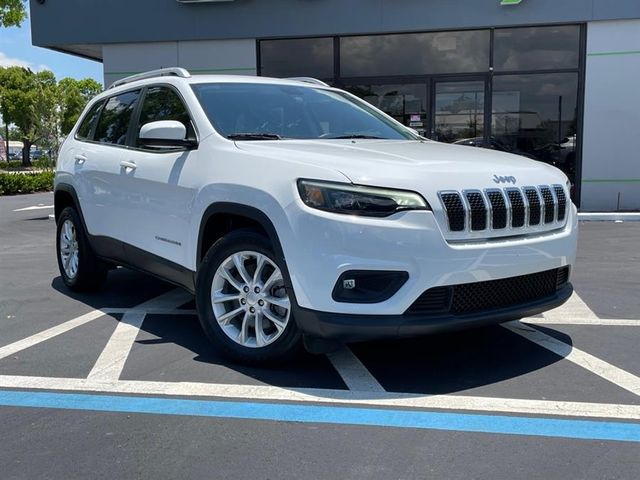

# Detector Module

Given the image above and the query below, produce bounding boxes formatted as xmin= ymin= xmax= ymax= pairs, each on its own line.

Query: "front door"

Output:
xmin=431 ymin=79 xmax=487 ymax=145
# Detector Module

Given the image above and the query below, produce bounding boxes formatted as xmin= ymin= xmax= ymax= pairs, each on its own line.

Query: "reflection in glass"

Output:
xmin=260 ymin=37 xmax=334 ymax=79
xmin=434 ymin=81 xmax=484 ymax=143
xmin=494 ymin=26 xmax=580 ymax=72
xmin=340 ymin=30 xmax=489 ymax=77
xmin=345 ymin=84 xmax=427 ymax=135
xmin=492 ymin=73 xmax=579 ymax=182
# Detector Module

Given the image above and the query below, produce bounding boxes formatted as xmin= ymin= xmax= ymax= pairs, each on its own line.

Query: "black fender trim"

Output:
xmin=197 ymin=202 xmax=286 ymax=264
xmin=197 ymin=202 xmax=299 ymax=308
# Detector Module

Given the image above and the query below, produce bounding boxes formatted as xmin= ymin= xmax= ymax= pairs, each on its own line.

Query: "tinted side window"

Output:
xmin=94 ymin=91 xmax=140 ymax=145
xmin=76 ymin=100 xmax=104 ymax=140
xmin=136 ymin=87 xmax=194 ymax=147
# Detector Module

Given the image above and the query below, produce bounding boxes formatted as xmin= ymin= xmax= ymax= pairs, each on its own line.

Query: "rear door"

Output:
xmin=79 ymin=90 xmax=141 ymax=252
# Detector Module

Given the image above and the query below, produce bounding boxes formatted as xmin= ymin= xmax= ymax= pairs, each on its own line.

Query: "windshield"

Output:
xmin=191 ymin=83 xmax=418 ymax=140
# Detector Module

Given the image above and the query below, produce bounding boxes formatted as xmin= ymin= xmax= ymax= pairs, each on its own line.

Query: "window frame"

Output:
xmin=130 ymin=83 xmax=200 ymax=154
xmin=72 ymin=84 xmax=199 ymax=153
xmin=87 ymin=88 xmax=142 ymax=150
xmin=74 ymin=99 xmax=106 ymax=143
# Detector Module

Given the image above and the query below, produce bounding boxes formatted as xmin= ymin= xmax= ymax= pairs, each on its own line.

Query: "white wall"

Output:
xmin=582 ymin=20 xmax=640 ymax=211
xmin=102 ymin=39 xmax=257 ymax=87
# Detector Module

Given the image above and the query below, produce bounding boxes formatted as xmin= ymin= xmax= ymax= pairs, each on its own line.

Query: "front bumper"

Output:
xmin=281 ymin=201 xmax=578 ymax=315
xmin=294 ymin=283 xmax=573 ymax=342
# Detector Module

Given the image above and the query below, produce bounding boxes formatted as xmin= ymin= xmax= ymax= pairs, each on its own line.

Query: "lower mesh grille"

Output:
xmin=406 ymin=267 xmax=570 ymax=316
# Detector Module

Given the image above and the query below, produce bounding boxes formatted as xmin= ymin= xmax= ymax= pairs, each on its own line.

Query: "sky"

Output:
xmin=0 ymin=19 xmax=103 ymax=84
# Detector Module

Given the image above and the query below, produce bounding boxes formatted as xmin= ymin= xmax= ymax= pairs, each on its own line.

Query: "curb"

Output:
xmin=578 ymin=212 xmax=640 ymax=222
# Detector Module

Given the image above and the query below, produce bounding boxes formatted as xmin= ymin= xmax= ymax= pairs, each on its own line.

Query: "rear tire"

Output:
xmin=56 ymin=207 xmax=108 ymax=291
xmin=196 ymin=229 xmax=302 ymax=365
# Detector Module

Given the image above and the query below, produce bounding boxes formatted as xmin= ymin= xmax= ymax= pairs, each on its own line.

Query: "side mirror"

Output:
xmin=138 ymin=120 xmax=197 ymax=149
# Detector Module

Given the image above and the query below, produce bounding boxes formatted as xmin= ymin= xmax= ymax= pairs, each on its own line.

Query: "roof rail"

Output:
xmin=286 ymin=77 xmax=329 ymax=87
xmin=109 ymin=67 xmax=192 ymax=89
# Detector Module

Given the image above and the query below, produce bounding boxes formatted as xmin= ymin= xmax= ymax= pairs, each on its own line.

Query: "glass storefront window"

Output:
xmin=340 ymin=30 xmax=490 ymax=77
xmin=492 ymin=73 xmax=579 ymax=182
xmin=434 ymin=81 xmax=485 ymax=144
xmin=260 ymin=37 xmax=334 ymax=79
xmin=493 ymin=26 xmax=581 ymax=72
xmin=344 ymin=84 xmax=427 ymax=135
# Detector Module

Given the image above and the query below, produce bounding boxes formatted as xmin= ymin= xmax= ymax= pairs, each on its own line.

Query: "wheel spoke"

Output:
xmin=212 ymin=290 xmax=241 ymax=304
xmin=254 ymin=311 xmax=266 ymax=347
xmin=63 ymin=252 xmax=72 ymax=270
xmin=237 ymin=311 xmax=250 ymax=344
xmin=263 ymin=309 xmax=286 ymax=332
xmin=220 ymin=268 xmax=244 ymax=292
xmin=217 ymin=306 xmax=244 ymax=325
xmin=265 ymin=295 xmax=290 ymax=310
xmin=263 ymin=270 xmax=283 ymax=291
xmin=232 ymin=254 xmax=252 ymax=285
xmin=253 ymin=253 xmax=266 ymax=284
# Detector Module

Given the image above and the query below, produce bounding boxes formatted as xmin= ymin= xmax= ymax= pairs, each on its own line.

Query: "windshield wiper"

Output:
xmin=323 ymin=135 xmax=385 ymax=140
xmin=227 ymin=133 xmax=282 ymax=141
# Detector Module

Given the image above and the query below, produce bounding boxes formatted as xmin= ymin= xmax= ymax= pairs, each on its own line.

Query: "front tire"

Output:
xmin=56 ymin=207 xmax=107 ymax=291
xmin=196 ymin=230 xmax=302 ymax=364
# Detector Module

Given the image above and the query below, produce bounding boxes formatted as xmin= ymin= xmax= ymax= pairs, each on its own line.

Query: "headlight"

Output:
xmin=297 ymin=179 xmax=430 ymax=217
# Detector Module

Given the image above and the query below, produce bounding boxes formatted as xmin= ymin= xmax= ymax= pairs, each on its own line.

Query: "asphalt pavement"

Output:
xmin=0 ymin=192 xmax=639 ymax=480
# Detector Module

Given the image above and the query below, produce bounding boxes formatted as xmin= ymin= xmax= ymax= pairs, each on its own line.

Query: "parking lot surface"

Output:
xmin=1 ymin=192 xmax=639 ymax=479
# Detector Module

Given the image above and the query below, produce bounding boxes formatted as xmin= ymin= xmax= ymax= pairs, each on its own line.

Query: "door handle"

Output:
xmin=120 ymin=160 xmax=137 ymax=171
xmin=74 ymin=154 xmax=87 ymax=165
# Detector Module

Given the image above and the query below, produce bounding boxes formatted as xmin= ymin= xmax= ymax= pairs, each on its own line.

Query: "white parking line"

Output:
xmin=524 ymin=317 xmax=640 ymax=327
xmin=87 ymin=312 xmax=146 ymax=381
xmin=0 ymin=310 xmax=106 ymax=361
xmin=543 ymin=292 xmax=599 ymax=321
xmin=103 ymin=308 xmax=197 ymax=316
xmin=12 ymin=205 xmax=54 ymax=212
xmin=87 ymin=289 xmax=193 ymax=381
xmin=0 ymin=374 xmax=638 ymax=421
xmin=504 ymin=321 xmax=640 ymax=397
xmin=327 ymin=346 xmax=385 ymax=392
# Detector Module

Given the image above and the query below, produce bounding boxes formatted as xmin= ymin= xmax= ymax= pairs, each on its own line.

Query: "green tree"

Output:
xmin=58 ymin=77 xmax=102 ymax=135
xmin=0 ymin=0 xmax=26 ymax=28
xmin=0 ymin=67 xmax=57 ymax=166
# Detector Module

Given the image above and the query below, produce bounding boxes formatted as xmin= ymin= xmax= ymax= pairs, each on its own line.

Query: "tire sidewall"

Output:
xmin=196 ymin=230 xmax=301 ymax=363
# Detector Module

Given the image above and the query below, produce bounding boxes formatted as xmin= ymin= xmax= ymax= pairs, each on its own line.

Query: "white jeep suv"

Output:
xmin=54 ymin=68 xmax=577 ymax=363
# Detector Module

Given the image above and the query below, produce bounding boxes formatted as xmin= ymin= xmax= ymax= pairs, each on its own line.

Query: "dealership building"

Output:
xmin=29 ymin=0 xmax=640 ymax=210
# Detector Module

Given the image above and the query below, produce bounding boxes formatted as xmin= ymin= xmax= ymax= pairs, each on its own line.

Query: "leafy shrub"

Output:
xmin=3 ymin=158 xmax=55 ymax=169
xmin=0 ymin=171 xmax=55 ymax=195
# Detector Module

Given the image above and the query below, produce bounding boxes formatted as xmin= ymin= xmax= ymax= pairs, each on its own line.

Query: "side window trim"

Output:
xmin=74 ymin=99 xmax=105 ymax=143
xmin=132 ymin=83 xmax=199 ymax=153
xmin=91 ymin=88 xmax=142 ymax=148
xmin=87 ymin=100 xmax=106 ymax=142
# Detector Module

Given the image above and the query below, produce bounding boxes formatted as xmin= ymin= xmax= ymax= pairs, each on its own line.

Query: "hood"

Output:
xmin=235 ymin=139 xmax=567 ymax=198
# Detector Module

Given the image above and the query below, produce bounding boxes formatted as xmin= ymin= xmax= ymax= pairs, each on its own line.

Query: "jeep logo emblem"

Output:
xmin=493 ymin=175 xmax=517 ymax=184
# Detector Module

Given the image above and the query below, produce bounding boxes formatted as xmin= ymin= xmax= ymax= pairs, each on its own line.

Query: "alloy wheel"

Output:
xmin=59 ymin=219 xmax=79 ymax=279
xmin=211 ymin=250 xmax=291 ymax=348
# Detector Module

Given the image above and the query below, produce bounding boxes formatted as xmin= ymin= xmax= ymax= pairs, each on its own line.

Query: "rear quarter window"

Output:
xmin=75 ymin=100 xmax=104 ymax=140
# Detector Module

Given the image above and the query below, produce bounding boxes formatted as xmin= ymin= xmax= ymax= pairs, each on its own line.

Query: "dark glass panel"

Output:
xmin=344 ymin=84 xmax=427 ymax=136
xmin=76 ymin=100 xmax=104 ymax=140
xmin=94 ymin=91 xmax=140 ymax=145
xmin=494 ymin=25 xmax=581 ymax=72
xmin=260 ymin=37 xmax=334 ymax=79
xmin=137 ymin=87 xmax=195 ymax=146
xmin=340 ymin=30 xmax=489 ymax=77
xmin=434 ymin=81 xmax=485 ymax=143
xmin=492 ymin=73 xmax=579 ymax=183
